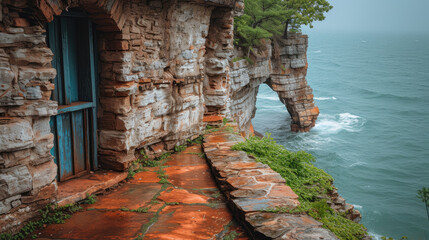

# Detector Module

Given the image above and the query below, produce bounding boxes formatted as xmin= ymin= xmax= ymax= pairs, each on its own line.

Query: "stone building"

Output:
xmin=0 ymin=0 xmax=318 ymax=233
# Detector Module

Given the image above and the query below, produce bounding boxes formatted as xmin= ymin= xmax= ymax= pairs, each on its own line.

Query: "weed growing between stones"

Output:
xmin=119 ymin=207 xmax=149 ymax=213
xmin=0 ymin=194 xmax=98 ymax=240
xmin=174 ymin=144 xmax=187 ymax=152
xmin=187 ymin=135 xmax=204 ymax=145
xmin=223 ymin=230 xmax=240 ymax=240
xmin=232 ymin=134 xmax=367 ymax=240
xmin=81 ymin=193 xmax=97 ymax=204
xmin=205 ymin=125 xmax=220 ymax=134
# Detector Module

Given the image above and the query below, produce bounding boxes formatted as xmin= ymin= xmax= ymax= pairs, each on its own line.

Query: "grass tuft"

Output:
xmin=232 ymin=134 xmax=367 ymax=240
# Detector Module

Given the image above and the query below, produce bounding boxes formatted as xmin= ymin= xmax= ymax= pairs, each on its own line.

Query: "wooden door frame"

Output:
xmin=48 ymin=10 xmax=99 ymax=181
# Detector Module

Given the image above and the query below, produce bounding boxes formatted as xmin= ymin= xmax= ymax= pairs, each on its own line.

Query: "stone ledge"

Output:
xmin=203 ymin=126 xmax=338 ymax=240
xmin=56 ymin=170 xmax=127 ymax=206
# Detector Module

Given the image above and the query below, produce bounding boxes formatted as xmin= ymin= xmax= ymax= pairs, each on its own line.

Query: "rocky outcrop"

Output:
xmin=227 ymin=34 xmax=319 ymax=133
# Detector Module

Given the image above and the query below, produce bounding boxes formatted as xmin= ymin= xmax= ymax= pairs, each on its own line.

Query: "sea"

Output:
xmin=252 ymin=31 xmax=429 ymax=239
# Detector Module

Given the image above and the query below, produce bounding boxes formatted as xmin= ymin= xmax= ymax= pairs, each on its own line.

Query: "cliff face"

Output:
xmin=0 ymin=0 xmax=317 ymax=234
xmin=228 ymin=34 xmax=319 ymax=133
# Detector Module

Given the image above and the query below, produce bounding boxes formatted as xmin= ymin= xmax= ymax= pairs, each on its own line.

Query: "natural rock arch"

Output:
xmin=227 ymin=34 xmax=319 ymax=133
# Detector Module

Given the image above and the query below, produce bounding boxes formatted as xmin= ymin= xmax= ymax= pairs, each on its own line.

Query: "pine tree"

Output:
xmin=282 ymin=0 xmax=333 ymax=38
xmin=234 ymin=0 xmax=292 ymax=56
xmin=234 ymin=0 xmax=333 ymax=51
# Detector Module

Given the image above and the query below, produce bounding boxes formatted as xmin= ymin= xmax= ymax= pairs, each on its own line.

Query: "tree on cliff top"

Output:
xmin=234 ymin=0 xmax=333 ymax=54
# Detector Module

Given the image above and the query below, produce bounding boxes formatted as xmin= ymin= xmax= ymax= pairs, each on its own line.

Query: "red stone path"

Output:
xmin=35 ymin=145 xmax=248 ymax=240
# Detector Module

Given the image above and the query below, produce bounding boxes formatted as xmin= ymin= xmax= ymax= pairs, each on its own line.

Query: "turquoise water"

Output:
xmin=253 ymin=32 xmax=429 ymax=239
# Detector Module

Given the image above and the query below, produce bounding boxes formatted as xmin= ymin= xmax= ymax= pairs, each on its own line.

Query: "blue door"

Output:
xmin=48 ymin=10 xmax=98 ymax=181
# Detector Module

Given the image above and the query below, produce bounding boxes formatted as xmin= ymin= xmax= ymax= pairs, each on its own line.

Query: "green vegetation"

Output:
xmin=417 ymin=187 xmax=429 ymax=220
xmin=232 ymin=56 xmax=254 ymax=65
xmin=0 ymin=201 xmax=88 ymax=240
xmin=232 ymin=134 xmax=367 ymax=240
xmin=205 ymin=125 xmax=220 ymax=134
xmin=381 ymin=237 xmax=408 ymax=240
xmin=120 ymin=207 xmax=149 ymax=213
xmin=234 ymin=0 xmax=332 ymax=56
xmin=174 ymin=144 xmax=187 ymax=153
xmin=81 ymin=193 xmax=97 ymax=204
xmin=223 ymin=230 xmax=240 ymax=240
xmin=142 ymin=159 xmax=161 ymax=167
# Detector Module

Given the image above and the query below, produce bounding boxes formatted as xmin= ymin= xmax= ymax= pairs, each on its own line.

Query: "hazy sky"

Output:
xmin=303 ymin=0 xmax=429 ymax=33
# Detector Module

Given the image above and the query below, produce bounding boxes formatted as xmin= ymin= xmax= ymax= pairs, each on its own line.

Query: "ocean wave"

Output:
xmin=352 ymin=204 xmax=363 ymax=210
xmin=348 ymin=161 xmax=366 ymax=167
xmin=357 ymin=88 xmax=421 ymax=102
xmin=313 ymin=50 xmax=322 ymax=53
xmin=369 ymin=232 xmax=383 ymax=240
xmin=258 ymin=95 xmax=279 ymax=101
xmin=313 ymin=113 xmax=366 ymax=134
xmin=315 ymin=96 xmax=337 ymax=101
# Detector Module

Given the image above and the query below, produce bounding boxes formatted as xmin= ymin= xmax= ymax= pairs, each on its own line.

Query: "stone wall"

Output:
xmin=0 ymin=0 xmax=59 ymax=233
xmin=0 ymin=0 xmax=318 ymax=234
xmin=0 ymin=0 xmax=243 ymax=234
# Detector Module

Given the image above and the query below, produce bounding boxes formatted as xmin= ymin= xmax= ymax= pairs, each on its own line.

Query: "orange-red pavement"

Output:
xmin=35 ymin=145 xmax=248 ymax=240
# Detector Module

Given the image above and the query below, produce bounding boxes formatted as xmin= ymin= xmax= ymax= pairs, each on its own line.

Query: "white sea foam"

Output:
xmin=258 ymin=95 xmax=279 ymax=101
xmin=361 ymin=40 xmax=367 ymax=43
xmin=352 ymin=204 xmax=363 ymax=210
xmin=348 ymin=161 xmax=366 ymax=167
xmin=313 ymin=113 xmax=366 ymax=134
xmin=258 ymin=105 xmax=284 ymax=110
xmin=315 ymin=96 xmax=337 ymax=101
xmin=313 ymin=50 xmax=322 ymax=53
xmin=369 ymin=232 xmax=383 ymax=240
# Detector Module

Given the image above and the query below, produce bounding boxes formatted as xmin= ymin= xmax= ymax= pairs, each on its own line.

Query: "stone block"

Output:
xmin=112 ymin=62 xmax=132 ymax=75
xmin=21 ymin=181 xmax=56 ymax=204
xmin=0 ymin=118 xmax=33 ymax=152
xmin=0 ymin=66 xmax=15 ymax=97
xmin=0 ymin=149 xmax=31 ymax=169
xmin=100 ymin=96 xmax=131 ymax=114
xmin=206 ymin=58 xmax=228 ymax=76
xmin=153 ymin=99 xmax=172 ymax=117
xmin=291 ymin=59 xmax=306 ymax=69
xmin=28 ymin=160 xmax=57 ymax=190
xmin=32 ymin=134 xmax=54 ymax=165
xmin=99 ymin=130 xmax=132 ymax=151
xmin=11 ymin=47 xmax=53 ymax=66
xmin=8 ymin=100 xmax=57 ymax=117
xmin=0 ymin=165 xmax=32 ymax=200
xmin=100 ymin=51 xmax=132 ymax=63
xmin=25 ymin=86 xmax=42 ymax=99
xmin=0 ymin=32 xmax=45 ymax=47
xmin=0 ymin=195 xmax=21 ymax=214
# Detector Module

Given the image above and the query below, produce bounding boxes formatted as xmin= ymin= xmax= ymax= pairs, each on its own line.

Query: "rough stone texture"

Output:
xmin=36 ymin=145 xmax=247 ymax=239
xmin=203 ymin=125 xmax=338 ymax=240
xmin=227 ymin=34 xmax=319 ymax=134
xmin=0 ymin=0 xmax=245 ymax=234
xmin=0 ymin=0 xmax=319 ymax=235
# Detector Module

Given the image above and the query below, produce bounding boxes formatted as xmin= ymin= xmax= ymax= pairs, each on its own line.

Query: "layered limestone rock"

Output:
xmin=0 ymin=0 xmax=319 ymax=235
xmin=227 ymin=34 xmax=319 ymax=133
xmin=0 ymin=0 xmax=243 ymax=234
